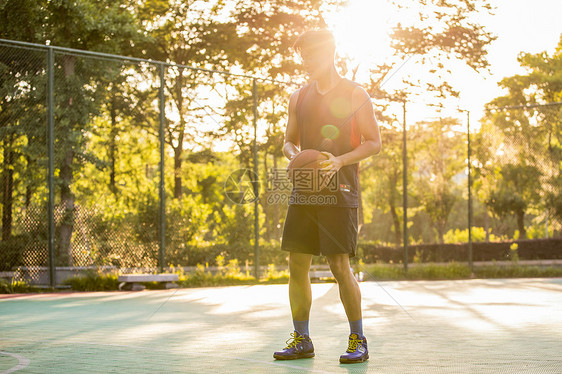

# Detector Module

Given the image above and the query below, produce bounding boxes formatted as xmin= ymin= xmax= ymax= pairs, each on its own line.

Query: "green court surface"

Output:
xmin=1 ymin=278 xmax=562 ymax=373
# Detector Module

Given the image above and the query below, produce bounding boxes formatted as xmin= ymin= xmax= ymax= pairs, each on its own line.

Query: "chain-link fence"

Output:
xmin=1 ymin=43 xmax=49 ymax=284
xmin=1 ymin=39 xmax=561 ymax=286
xmin=0 ymin=40 xmax=268 ymax=285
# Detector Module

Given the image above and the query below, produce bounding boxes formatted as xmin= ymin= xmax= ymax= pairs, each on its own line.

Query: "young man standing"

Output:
xmin=273 ymin=29 xmax=382 ymax=364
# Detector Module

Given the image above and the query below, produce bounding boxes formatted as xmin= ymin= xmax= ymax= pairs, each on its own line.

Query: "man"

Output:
xmin=273 ymin=29 xmax=382 ymax=364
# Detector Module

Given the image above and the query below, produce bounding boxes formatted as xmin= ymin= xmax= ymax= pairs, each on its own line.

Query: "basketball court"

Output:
xmin=1 ymin=278 xmax=561 ymax=373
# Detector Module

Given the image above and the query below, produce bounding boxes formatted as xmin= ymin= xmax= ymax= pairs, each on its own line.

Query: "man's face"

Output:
xmin=300 ymin=47 xmax=332 ymax=79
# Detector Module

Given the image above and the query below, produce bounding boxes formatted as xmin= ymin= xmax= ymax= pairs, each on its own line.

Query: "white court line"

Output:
xmin=0 ymin=351 xmax=30 ymax=374
xmin=0 ymin=338 xmax=336 ymax=373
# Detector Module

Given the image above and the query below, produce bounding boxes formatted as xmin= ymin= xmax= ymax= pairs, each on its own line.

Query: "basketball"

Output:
xmin=287 ymin=149 xmax=329 ymax=189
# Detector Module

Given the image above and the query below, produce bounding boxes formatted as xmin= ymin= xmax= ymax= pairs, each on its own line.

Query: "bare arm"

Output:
xmin=283 ymin=89 xmax=301 ymax=160
xmin=321 ymin=86 xmax=381 ymax=170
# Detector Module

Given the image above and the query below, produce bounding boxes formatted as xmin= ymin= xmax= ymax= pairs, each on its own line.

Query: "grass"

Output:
xmin=2 ymin=261 xmax=561 ymax=293
xmin=360 ymin=262 xmax=562 ymax=281
xmin=474 ymin=264 xmax=562 ymax=279
xmin=360 ymin=262 xmax=472 ymax=281
xmin=56 ymin=260 xmax=290 ymax=291
xmin=175 ymin=262 xmax=289 ymax=288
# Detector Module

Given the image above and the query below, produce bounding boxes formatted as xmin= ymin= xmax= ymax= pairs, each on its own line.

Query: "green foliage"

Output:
xmin=0 ymin=237 xmax=24 ymax=271
xmin=360 ymin=129 xmax=407 ymax=246
xmin=262 ymin=263 xmax=289 ymax=284
xmin=362 ymin=262 xmax=472 ymax=281
xmin=0 ymin=233 xmax=47 ymax=271
xmin=474 ymin=265 xmax=562 ymax=279
xmin=411 ymin=118 xmax=466 ymax=244
xmin=486 ymin=164 xmax=541 ymax=215
xmin=1 ymin=0 xmax=557 ymax=276
xmin=443 ymin=227 xmax=501 ymax=243
xmin=361 ymin=263 xmax=405 ymax=280
xmin=62 ymin=271 xmax=119 ymax=291
xmin=525 ymin=224 xmax=550 ymax=239
xmin=0 ymin=278 xmax=35 ymax=294
xmin=509 ymin=243 xmax=519 ymax=263
xmin=12 ymin=261 xmax=562 ymax=293
xmin=362 ymin=262 xmax=562 ymax=281
xmin=407 ymin=262 xmax=472 ymax=280
xmin=481 ymin=36 xmax=562 ymax=238
xmin=178 ymin=261 xmax=256 ymax=288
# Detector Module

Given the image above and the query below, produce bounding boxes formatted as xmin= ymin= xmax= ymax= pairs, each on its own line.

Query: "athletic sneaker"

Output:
xmin=273 ymin=331 xmax=315 ymax=360
xmin=339 ymin=333 xmax=369 ymax=364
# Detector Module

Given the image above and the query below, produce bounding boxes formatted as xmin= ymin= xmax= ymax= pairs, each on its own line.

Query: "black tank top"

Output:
xmin=290 ymin=78 xmax=361 ymax=207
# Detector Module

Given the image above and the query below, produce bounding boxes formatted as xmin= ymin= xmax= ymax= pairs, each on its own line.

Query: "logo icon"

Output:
xmin=224 ymin=168 xmax=260 ymax=204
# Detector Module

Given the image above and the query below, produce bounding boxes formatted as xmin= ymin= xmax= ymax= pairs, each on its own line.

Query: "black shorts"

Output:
xmin=281 ymin=204 xmax=358 ymax=257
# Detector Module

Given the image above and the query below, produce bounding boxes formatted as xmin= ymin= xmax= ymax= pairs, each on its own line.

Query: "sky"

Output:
xmin=325 ymin=0 xmax=562 ymax=128
xmin=461 ymin=0 xmax=562 ymax=122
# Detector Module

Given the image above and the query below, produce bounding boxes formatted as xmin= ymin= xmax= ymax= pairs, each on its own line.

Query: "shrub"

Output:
xmin=62 ymin=270 xmax=119 ymax=291
xmin=0 ymin=278 xmax=36 ymax=294
xmin=0 ymin=235 xmax=30 ymax=271
xmin=178 ymin=263 xmax=256 ymax=288
xmin=262 ymin=264 xmax=289 ymax=283
xmin=359 ymin=238 xmax=562 ymax=263
xmin=474 ymin=265 xmax=562 ymax=278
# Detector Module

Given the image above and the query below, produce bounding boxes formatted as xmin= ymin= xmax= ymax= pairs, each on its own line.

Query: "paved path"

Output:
xmin=1 ymin=278 xmax=561 ymax=373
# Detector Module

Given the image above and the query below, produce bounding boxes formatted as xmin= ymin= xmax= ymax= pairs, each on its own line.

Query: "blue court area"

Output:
xmin=1 ymin=278 xmax=562 ymax=373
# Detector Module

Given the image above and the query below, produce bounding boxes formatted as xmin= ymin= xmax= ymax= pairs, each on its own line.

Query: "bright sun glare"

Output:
xmin=327 ymin=0 xmax=398 ymax=71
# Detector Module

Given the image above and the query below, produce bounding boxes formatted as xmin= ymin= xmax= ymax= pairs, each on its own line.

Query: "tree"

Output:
xmin=485 ymin=164 xmax=541 ymax=238
xmin=213 ymin=0 xmax=342 ymax=157
xmin=42 ymin=0 xmax=142 ymax=264
xmin=138 ymin=0 xmax=248 ymax=199
xmin=387 ymin=0 xmax=496 ymax=97
xmin=481 ymin=34 xmax=562 ymax=237
xmin=1 ymin=0 xmax=48 ymax=242
xmin=360 ymin=125 xmax=405 ymax=246
xmin=354 ymin=0 xmax=496 ymax=246
xmin=411 ymin=118 xmax=465 ymax=243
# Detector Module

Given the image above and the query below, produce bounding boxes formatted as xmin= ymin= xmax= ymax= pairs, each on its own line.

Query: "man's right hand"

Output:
xmin=283 ymin=142 xmax=300 ymax=161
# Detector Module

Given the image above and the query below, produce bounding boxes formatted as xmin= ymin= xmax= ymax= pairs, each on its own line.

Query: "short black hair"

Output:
xmin=293 ymin=29 xmax=336 ymax=56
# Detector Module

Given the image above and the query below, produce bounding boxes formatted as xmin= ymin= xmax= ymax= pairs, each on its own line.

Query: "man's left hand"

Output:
xmin=319 ymin=151 xmax=344 ymax=173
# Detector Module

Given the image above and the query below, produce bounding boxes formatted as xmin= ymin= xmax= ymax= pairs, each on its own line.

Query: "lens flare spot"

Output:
xmin=321 ymin=124 xmax=340 ymax=140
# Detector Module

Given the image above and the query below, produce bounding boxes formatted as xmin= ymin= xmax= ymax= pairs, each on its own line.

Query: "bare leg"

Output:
xmin=289 ymin=252 xmax=313 ymax=321
xmin=327 ymin=254 xmax=362 ymax=322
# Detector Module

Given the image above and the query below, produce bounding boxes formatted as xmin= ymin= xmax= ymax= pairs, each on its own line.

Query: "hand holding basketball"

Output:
xmin=318 ymin=151 xmax=343 ymax=173
xmin=286 ymin=149 xmax=329 ymax=188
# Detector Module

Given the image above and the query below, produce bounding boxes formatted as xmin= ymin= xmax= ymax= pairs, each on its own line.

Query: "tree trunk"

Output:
xmin=262 ymin=151 xmax=270 ymax=241
xmin=109 ymin=96 xmax=117 ymax=194
xmin=389 ymin=173 xmax=402 ymax=246
xmin=517 ymin=210 xmax=526 ymax=239
xmin=2 ymin=138 xmax=14 ymax=241
xmin=390 ymin=203 xmax=401 ymax=246
xmin=59 ymin=148 xmax=75 ymax=265
xmin=59 ymin=54 xmax=77 ymax=266
xmin=25 ymin=155 xmax=32 ymax=210
xmin=173 ymin=70 xmax=185 ymax=199
xmin=484 ymin=208 xmax=490 ymax=242
xmin=173 ymin=146 xmax=182 ymax=199
xmin=437 ymin=224 xmax=445 ymax=244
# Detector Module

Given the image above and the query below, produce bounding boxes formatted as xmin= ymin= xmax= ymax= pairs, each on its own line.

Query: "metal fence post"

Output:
xmin=158 ymin=63 xmax=166 ymax=273
xmin=252 ymin=78 xmax=259 ymax=280
xmin=402 ymin=101 xmax=408 ymax=272
xmin=467 ymin=110 xmax=473 ymax=272
xmin=47 ymin=47 xmax=56 ymax=287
